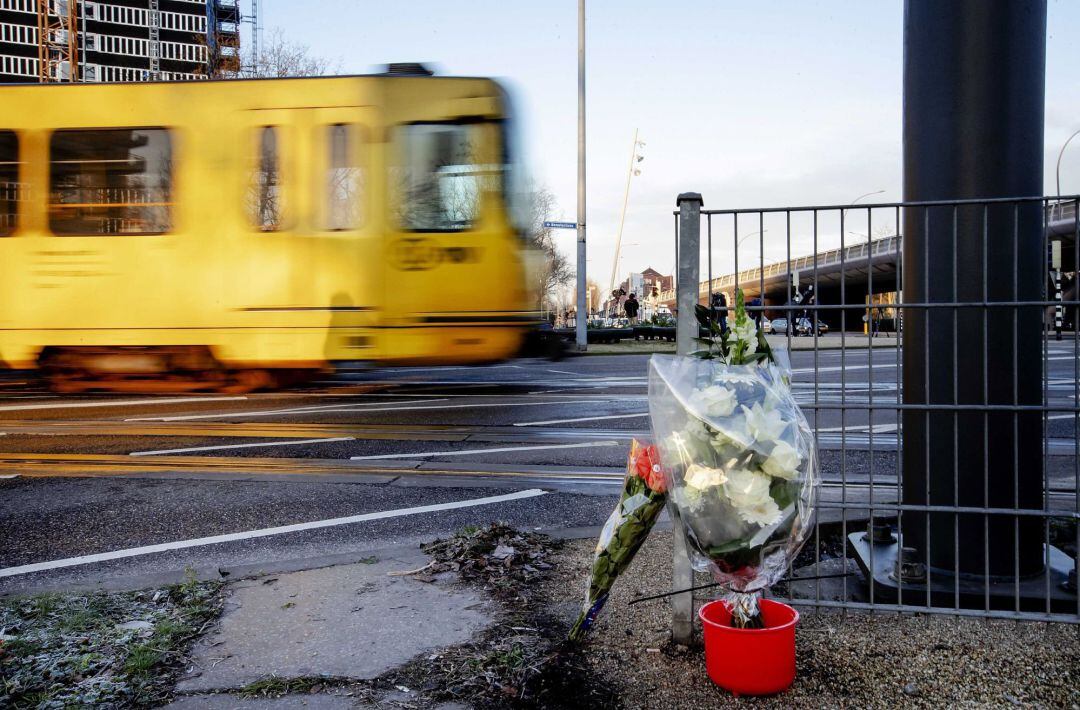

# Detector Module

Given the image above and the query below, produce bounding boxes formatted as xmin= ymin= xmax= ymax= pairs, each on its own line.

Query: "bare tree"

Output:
xmin=246 ymin=29 xmax=341 ymax=78
xmin=523 ymin=185 xmax=574 ymax=312
xmin=200 ymin=29 xmax=340 ymax=79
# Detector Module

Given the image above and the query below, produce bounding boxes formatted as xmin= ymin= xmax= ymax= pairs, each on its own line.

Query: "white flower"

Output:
xmin=741 ymin=403 xmax=786 ymax=443
xmin=733 ymin=318 xmax=757 ymax=343
xmin=688 ymin=385 xmax=738 ymax=418
xmin=738 ymin=497 xmax=782 ymax=526
xmin=683 ymin=418 xmax=712 ymax=442
xmin=761 ymin=441 xmax=802 ymax=480
xmin=709 ymin=427 xmax=739 ymax=454
xmin=684 ymin=463 xmax=728 ymax=491
xmin=725 ymin=467 xmax=781 ymax=526
xmin=725 ymin=467 xmax=772 ymax=506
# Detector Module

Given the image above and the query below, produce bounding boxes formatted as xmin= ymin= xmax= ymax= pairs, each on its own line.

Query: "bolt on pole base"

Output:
xmin=848 ymin=532 xmax=1077 ymax=612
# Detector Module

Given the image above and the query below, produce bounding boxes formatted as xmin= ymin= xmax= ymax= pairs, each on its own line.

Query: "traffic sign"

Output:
xmin=543 ymin=221 xmax=578 ymax=229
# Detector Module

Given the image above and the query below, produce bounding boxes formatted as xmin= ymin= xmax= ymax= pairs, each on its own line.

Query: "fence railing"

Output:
xmin=671 ymin=192 xmax=1080 ymax=641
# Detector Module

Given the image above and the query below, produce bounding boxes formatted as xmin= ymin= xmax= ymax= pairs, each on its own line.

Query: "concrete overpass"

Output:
xmin=657 ymin=200 xmax=1076 ymax=331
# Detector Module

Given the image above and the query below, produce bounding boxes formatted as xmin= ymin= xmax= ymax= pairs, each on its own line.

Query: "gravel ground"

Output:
xmin=541 ymin=531 xmax=1080 ymax=709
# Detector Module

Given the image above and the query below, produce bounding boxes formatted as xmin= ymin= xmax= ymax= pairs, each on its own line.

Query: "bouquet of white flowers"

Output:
xmin=649 ymin=291 xmax=818 ymax=627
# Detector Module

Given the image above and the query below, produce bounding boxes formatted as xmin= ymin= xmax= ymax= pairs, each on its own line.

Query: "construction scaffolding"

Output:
xmin=37 ymin=0 xmax=80 ymax=82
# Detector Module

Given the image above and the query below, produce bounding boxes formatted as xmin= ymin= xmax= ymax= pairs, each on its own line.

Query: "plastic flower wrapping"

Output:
xmin=649 ymin=292 xmax=819 ymax=626
xmin=569 ymin=439 xmax=667 ymax=641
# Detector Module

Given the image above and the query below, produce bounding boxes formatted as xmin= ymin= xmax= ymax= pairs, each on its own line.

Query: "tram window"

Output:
xmin=393 ymin=123 xmax=489 ymax=232
xmin=248 ymin=126 xmax=284 ymax=231
xmin=0 ymin=131 xmax=19 ymax=236
xmin=49 ymin=128 xmax=172 ymax=235
xmin=324 ymin=124 xmax=363 ymax=231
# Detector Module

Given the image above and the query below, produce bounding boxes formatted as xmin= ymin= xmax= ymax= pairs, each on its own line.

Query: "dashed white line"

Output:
xmin=350 ymin=440 xmax=620 ymax=461
xmin=129 ymin=437 xmax=356 ymax=457
xmin=0 ymin=396 xmax=248 ymax=413
xmin=513 ymin=413 xmax=649 ymax=427
xmin=0 ymin=489 xmax=548 ymax=579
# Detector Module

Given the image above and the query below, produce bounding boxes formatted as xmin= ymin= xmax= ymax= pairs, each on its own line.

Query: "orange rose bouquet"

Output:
xmin=569 ymin=439 xmax=668 ymax=641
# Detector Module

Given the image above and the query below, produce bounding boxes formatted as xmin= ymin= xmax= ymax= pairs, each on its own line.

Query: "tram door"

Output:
xmin=232 ymin=107 xmax=380 ymax=362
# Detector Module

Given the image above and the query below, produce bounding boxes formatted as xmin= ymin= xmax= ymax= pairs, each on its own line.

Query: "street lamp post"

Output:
xmin=574 ymin=0 xmax=587 ymax=352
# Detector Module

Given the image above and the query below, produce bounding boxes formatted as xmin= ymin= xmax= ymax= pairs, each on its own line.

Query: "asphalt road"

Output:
xmin=1 ymin=342 xmax=1076 ymax=595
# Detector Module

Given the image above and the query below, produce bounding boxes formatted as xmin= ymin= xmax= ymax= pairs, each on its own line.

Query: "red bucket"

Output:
xmin=698 ymin=598 xmax=799 ymax=696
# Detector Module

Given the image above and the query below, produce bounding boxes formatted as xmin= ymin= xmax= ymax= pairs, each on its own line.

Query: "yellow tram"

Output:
xmin=0 ymin=70 xmax=535 ymax=390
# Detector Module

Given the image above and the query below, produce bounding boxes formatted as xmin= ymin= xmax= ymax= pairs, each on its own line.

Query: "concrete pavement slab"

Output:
xmin=177 ymin=548 xmax=493 ymax=692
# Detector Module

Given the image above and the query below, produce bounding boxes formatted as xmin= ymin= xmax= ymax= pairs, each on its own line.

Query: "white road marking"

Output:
xmin=545 ymin=369 xmax=580 ymax=376
xmin=513 ymin=413 xmax=649 ymax=427
xmin=125 ymin=398 xmax=452 ymax=422
xmin=350 ymin=440 xmax=620 ymax=461
xmin=0 ymin=489 xmax=548 ymax=579
xmin=0 ymin=474 xmax=18 ymax=479
xmin=131 ymin=399 xmax=603 ymax=422
xmin=129 ymin=437 xmax=356 ymax=457
xmin=0 ymin=396 xmax=247 ymax=413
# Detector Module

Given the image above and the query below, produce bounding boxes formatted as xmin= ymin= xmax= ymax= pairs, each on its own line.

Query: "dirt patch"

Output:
xmin=369 ymin=523 xmax=617 ymax=708
xmin=537 ymin=530 xmax=1080 ymax=709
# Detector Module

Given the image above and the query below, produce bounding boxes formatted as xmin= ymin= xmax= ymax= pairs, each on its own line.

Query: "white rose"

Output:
xmin=761 ymin=441 xmax=802 ymax=480
xmin=684 ymin=463 xmax=728 ymax=491
xmin=683 ymin=418 xmax=712 ymax=442
xmin=725 ymin=467 xmax=772 ymax=507
xmin=741 ymin=403 xmax=787 ymax=443
xmin=725 ymin=467 xmax=781 ymax=526
xmin=688 ymin=385 xmax=738 ymax=418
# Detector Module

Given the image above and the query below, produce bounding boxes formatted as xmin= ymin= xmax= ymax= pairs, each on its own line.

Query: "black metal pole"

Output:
xmin=902 ymin=0 xmax=1047 ymax=578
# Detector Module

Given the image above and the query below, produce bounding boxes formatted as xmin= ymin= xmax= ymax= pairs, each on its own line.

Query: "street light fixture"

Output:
xmin=1056 ymin=128 xmax=1080 ymax=200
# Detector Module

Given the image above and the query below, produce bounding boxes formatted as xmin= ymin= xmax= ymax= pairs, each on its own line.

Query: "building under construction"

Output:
xmin=0 ymin=0 xmax=240 ymax=83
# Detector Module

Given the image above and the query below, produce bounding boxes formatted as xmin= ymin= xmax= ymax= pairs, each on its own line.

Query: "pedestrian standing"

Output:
xmin=749 ymin=296 xmax=763 ymax=327
xmin=624 ymin=292 xmax=640 ymax=325
xmin=711 ymin=292 xmax=729 ymax=333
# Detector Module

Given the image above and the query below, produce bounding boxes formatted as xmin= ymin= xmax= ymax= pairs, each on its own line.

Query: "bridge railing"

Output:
xmin=669 ymin=192 xmax=1080 ymax=645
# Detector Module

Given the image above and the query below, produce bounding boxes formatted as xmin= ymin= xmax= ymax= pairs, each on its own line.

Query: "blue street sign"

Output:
xmin=543 ymin=221 xmax=578 ymax=229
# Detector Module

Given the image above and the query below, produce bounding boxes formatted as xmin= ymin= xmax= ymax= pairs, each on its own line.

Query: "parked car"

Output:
xmin=794 ymin=317 xmax=829 ymax=336
xmin=760 ymin=316 xmax=773 ymax=334
xmin=768 ymin=316 xmax=828 ymax=336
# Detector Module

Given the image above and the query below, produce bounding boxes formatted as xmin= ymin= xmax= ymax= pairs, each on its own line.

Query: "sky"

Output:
xmin=260 ymin=0 xmax=1080 ymax=297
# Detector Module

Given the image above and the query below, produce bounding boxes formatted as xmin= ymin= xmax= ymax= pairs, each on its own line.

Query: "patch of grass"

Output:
xmin=124 ymin=644 xmax=161 ymax=676
xmin=237 ymin=675 xmax=343 ymax=699
xmin=0 ymin=579 xmax=224 ymax=709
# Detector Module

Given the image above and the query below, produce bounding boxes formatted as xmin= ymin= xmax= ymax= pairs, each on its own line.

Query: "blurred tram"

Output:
xmin=0 ymin=68 xmax=536 ymax=391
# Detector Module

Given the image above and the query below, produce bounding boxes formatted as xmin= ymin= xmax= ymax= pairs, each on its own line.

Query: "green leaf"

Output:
xmin=770 ymin=478 xmax=798 ymax=509
xmin=705 ymin=536 xmax=752 ymax=555
xmin=695 ymin=304 xmax=712 ymax=328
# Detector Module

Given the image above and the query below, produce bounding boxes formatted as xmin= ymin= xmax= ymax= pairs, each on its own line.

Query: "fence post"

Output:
xmin=672 ymin=192 xmax=702 ymax=644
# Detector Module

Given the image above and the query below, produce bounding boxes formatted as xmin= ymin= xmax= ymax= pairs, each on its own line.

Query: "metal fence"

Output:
xmin=671 ymin=193 xmax=1080 ymax=637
